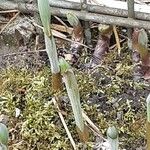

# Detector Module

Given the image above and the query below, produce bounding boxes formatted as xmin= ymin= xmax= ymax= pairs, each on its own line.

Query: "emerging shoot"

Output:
xmin=37 ymin=0 xmax=62 ymax=92
xmin=107 ymin=126 xmax=118 ymax=150
xmin=146 ymin=94 xmax=150 ymax=123
xmin=91 ymin=24 xmax=113 ymax=66
xmin=67 ymin=13 xmax=83 ymax=58
xmin=59 ymin=58 xmax=88 ymax=142
xmin=146 ymin=94 xmax=150 ymax=150
xmin=0 ymin=123 xmax=9 ymax=149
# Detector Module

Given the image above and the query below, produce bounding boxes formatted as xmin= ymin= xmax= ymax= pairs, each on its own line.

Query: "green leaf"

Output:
xmin=37 ymin=0 xmax=51 ymax=36
xmin=0 ymin=123 xmax=9 ymax=146
xmin=44 ymin=35 xmax=60 ymax=73
xmin=107 ymin=126 xmax=118 ymax=139
xmin=67 ymin=13 xmax=79 ymax=27
xmin=146 ymin=94 xmax=150 ymax=122
xmin=59 ymin=58 xmax=70 ymax=74
xmin=107 ymin=126 xmax=118 ymax=150
xmin=138 ymin=29 xmax=148 ymax=48
xmin=59 ymin=59 xmax=84 ymax=133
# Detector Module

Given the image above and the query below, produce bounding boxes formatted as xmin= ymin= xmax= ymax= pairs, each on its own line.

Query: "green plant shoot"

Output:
xmin=0 ymin=123 xmax=9 ymax=146
xmin=44 ymin=35 xmax=60 ymax=74
xmin=37 ymin=0 xmax=61 ymax=91
xmin=59 ymin=58 xmax=87 ymax=141
xmin=37 ymin=0 xmax=51 ymax=36
xmin=146 ymin=94 xmax=150 ymax=122
xmin=146 ymin=94 xmax=150 ymax=150
xmin=107 ymin=126 xmax=118 ymax=150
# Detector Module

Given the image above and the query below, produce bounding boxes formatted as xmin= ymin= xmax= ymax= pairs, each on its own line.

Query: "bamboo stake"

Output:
xmin=1 ymin=0 xmax=150 ymax=21
xmin=51 ymin=8 xmax=150 ymax=30
xmin=48 ymin=0 xmax=150 ymax=21
xmin=127 ymin=0 xmax=135 ymax=42
xmin=81 ymin=0 xmax=92 ymax=46
xmin=1 ymin=1 xmax=150 ymax=29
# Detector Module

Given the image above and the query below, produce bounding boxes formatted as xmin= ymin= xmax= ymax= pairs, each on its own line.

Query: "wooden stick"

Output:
xmin=82 ymin=111 xmax=106 ymax=141
xmin=1 ymin=0 xmax=150 ymax=21
xmin=113 ymin=25 xmax=121 ymax=55
xmin=48 ymin=0 xmax=150 ymax=21
xmin=0 ymin=10 xmax=19 ymax=13
xmin=66 ymin=0 xmax=150 ymax=13
xmin=52 ymin=97 xmax=77 ymax=150
xmin=127 ymin=0 xmax=134 ymax=48
xmin=51 ymin=23 xmax=73 ymax=34
xmin=51 ymin=8 xmax=150 ymax=29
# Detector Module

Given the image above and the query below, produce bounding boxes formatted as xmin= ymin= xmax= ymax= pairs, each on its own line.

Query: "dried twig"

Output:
xmin=54 ymin=16 xmax=69 ymax=29
xmin=81 ymin=0 xmax=92 ymax=46
xmin=0 ymin=11 xmax=20 ymax=34
xmin=34 ymin=35 xmax=40 ymax=51
xmin=30 ymin=20 xmax=92 ymax=49
xmin=127 ymin=0 xmax=135 ymax=42
xmin=0 ymin=10 xmax=19 ymax=14
xmin=82 ymin=111 xmax=106 ymax=141
xmin=109 ymin=39 xmax=125 ymax=50
xmin=113 ymin=25 xmax=121 ymax=55
xmin=51 ymin=23 xmax=73 ymax=34
xmin=0 ymin=49 xmax=46 ymax=57
xmin=52 ymin=97 xmax=77 ymax=150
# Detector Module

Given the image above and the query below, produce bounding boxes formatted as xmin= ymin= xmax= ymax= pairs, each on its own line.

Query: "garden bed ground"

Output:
xmin=0 ymin=8 xmax=150 ymax=150
xmin=0 ymin=42 xmax=149 ymax=149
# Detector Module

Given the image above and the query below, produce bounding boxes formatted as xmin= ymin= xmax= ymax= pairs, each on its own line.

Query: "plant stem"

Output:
xmin=44 ymin=34 xmax=62 ymax=92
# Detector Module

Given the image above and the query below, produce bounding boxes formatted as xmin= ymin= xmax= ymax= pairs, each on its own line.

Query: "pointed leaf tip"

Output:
xmin=59 ymin=58 xmax=70 ymax=74
xmin=67 ymin=13 xmax=79 ymax=27
xmin=37 ymin=0 xmax=51 ymax=36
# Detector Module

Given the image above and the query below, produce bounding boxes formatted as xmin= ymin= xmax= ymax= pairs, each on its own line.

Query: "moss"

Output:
xmin=0 ymin=48 xmax=149 ymax=149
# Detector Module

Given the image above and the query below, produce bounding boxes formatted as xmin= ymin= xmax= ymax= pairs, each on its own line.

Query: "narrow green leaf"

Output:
xmin=37 ymin=0 xmax=51 ymax=36
xmin=67 ymin=13 xmax=79 ymax=27
xmin=59 ymin=58 xmax=70 ymax=74
xmin=59 ymin=58 xmax=84 ymax=132
xmin=44 ymin=35 xmax=60 ymax=74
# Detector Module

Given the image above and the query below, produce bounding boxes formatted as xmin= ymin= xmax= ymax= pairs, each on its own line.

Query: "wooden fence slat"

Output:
xmin=48 ymin=0 xmax=150 ymax=21
xmin=1 ymin=1 xmax=150 ymax=29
